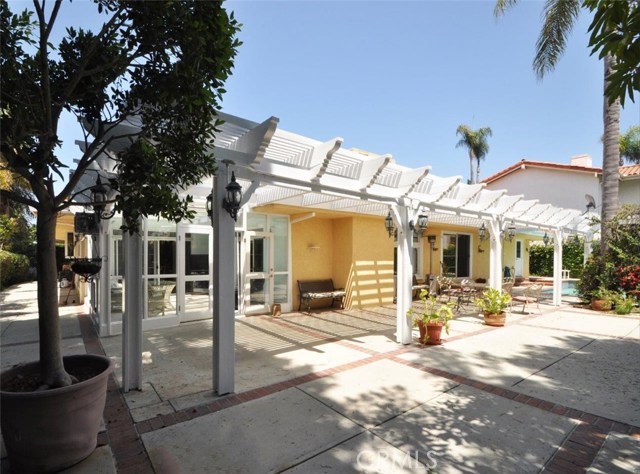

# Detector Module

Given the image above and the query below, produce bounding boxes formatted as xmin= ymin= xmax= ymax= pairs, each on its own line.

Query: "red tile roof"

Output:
xmin=620 ymin=164 xmax=640 ymax=177
xmin=481 ymin=159 xmax=602 ymax=184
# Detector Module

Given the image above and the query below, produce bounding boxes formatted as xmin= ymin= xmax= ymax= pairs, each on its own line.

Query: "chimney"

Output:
xmin=570 ymin=154 xmax=592 ymax=168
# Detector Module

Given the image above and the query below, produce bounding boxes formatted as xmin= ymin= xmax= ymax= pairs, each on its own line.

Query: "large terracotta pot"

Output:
xmin=591 ymin=299 xmax=611 ymax=311
xmin=483 ymin=311 xmax=506 ymax=327
xmin=416 ymin=321 xmax=444 ymax=345
xmin=425 ymin=322 xmax=444 ymax=345
xmin=1 ymin=354 xmax=113 ymax=473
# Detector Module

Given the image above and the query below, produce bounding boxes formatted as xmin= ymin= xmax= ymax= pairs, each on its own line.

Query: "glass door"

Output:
xmin=515 ymin=240 xmax=523 ymax=276
xmin=178 ymin=225 xmax=213 ymax=322
xmin=244 ymin=232 xmax=272 ymax=315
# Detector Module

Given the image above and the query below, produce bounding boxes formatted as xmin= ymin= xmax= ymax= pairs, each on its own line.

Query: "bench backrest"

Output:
xmin=298 ymin=279 xmax=335 ymax=293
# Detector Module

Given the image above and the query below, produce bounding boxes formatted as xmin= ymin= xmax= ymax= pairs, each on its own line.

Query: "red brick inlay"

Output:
xmin=78 ymin=314 xmax=155 ymax=474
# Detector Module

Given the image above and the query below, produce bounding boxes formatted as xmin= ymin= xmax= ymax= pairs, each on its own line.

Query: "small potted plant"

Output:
xmin=591 ymin=286 xmax=614 ymax=311
xmin=475 ymin=287 xmax=512 ymax=327
xmin=612 ymin=292 xmax=635 ymax=315
xmin=407 ymin=289 xmax=455 ymax=345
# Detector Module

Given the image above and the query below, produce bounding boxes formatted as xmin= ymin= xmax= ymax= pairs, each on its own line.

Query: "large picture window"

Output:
xmin=442 ymin=233 xmax=470 ymax=277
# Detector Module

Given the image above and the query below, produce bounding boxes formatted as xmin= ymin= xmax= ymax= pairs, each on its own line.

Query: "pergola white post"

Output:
xmin=122 ymin=226 xmax=143 ymax=392
xmin=213 ymin=165 xmax=236 ymax=395
xmin=98 ymin=221 xmax=110 ymax=336
xmin=552 ymin=229 xmax=563 ymax=306
xmin=393 ymin=205 xmax=413 ymax=344
xmin=488 ymin=219 xmax=503 ymax=290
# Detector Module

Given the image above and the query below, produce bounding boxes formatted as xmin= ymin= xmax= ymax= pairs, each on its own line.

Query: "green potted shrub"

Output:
xmin=475 ymin=287 xmax=512 ymax=327
xmin=612 ymin=292 xmax=635 ymax=315
xmin=407 ymin=289 xmax=455 ymax=345
xmin=591 ymin=286 xmax=615 ymax=311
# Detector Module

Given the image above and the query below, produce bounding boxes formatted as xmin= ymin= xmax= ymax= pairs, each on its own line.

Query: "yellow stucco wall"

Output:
xmin=348 ymin=217 xmax=394 ymax=308
xmin=291 ymin=217 xmax=335 ymax=309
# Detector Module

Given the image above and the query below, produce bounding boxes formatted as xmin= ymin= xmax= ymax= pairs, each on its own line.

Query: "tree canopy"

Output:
xmin=1 ymin=0 xmax=241 ymax=231
xmin=0 ymin=0 xmax=241 ymax=388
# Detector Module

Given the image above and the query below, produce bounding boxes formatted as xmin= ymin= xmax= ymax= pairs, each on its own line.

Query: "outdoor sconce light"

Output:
xmin=91 ymin=176 xmax=116 ymax=221
xmin=543 ymin=232 xmax=550 ymax=246
xmin=409 ymin=214 xmax=429 ymax=235
xmin=384 ymin=210 xmax=395 ymax=238
xmin=222 ymin=171 xmax=242 ymax=222
xmin=500 ymin=222 xmax=516 ymax=242
xmin=206 ymin=192 xmax=213 ymax=226
xmin=478 ymin=222 xmax=488 ymax=242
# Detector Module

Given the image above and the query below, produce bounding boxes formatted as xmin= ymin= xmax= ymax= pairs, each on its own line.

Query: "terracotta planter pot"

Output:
xmin=483 ymin=311 xmax=506 ymax=327
xmin=425 ymin=322 xmax=444 ymax=345
xmin=416 ymin=321 xmax=444 ymax=345
xmin=1 ymin=354 xmax=113 ymax=473
xmin=591 ymin=299 xmax=611 ymax=311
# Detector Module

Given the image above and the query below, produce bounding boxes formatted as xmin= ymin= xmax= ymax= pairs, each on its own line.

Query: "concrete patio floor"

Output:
xmin=1 ymin=281 xmax=639 ymax=473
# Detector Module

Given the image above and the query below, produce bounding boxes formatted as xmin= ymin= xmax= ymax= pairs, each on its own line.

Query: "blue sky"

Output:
xmin=12 ymin=0 xmax=639 ymax=188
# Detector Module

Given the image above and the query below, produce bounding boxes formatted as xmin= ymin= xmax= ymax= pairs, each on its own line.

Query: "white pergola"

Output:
xmin=77 ymin=112 xmax=597 ymax=394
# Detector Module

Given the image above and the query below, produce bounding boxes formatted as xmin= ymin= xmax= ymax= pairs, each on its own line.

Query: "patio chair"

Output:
xmin=511 ymin=284 xmax=543 ymax=314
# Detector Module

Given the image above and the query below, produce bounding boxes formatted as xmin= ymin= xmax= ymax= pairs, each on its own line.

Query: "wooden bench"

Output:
xmin=297 ymin=279 xmax=346 ymax=313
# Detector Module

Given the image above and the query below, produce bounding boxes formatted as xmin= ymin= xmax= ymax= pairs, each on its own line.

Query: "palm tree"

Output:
xmin=495 ymin=0 xmax=621 ymax=252
xmin=456 ymin=125 xmax=493 ymax=184
xmin=620 ymin=125 xmax=640 ymax=164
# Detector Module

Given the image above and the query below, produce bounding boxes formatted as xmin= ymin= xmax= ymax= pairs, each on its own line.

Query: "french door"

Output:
xmin=178 ymin=225 xmax=213 ymax=322
xmin=244 ymin=231 xmax=273 ymax=315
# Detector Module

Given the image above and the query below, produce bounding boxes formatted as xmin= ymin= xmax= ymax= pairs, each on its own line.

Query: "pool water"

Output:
xmin=541 ymin=280 xmax=578 ymax=296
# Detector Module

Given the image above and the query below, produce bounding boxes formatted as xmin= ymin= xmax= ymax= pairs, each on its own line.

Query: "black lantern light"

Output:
xmin=91 ymin=176 xmax=115 ymax=220
xmin=478 ymin=222 xmax=488 ymax=242
xmin=206 ymin=192 xmax=214 ymax=226
xmin=543 ymin=232 xmax=550 ymax=246
xmin=384 ymin=210 xmax=395 ymax=238
xmin=222 ymin=171 xmax=242 ymax=222
xmin=409 ymin=213 xmax=429 ymax=235
xmin=507 ymin=221 xmax=516 ymax=241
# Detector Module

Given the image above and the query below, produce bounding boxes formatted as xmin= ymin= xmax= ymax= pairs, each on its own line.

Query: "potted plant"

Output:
xmin=1 ymin=3 xmax=240 ymax=472
xmin=591 ymin=286 xmax=614 ymax=311
xmin=612 ymin=292 xmax=635 ymax=315
xmin=475 ymin=287 xmax=512 ymax=327
xmin=407 ymin=289 xmax=455 ymax=345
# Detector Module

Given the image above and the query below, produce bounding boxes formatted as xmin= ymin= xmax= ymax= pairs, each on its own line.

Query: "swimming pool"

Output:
xmin=540 ymin=279 xmax=578 ymax=296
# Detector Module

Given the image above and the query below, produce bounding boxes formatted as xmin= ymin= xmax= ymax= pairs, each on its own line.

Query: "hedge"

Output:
xmin=0 ymin=250 xmax=31 ymax=289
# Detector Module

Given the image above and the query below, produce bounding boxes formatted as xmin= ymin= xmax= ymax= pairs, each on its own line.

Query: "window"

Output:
xmin=442 ymin=233 xmax=470 ymax=277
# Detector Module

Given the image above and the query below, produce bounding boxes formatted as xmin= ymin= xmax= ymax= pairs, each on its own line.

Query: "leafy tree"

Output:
xmin=495 ymin=0 xmax=621 ymax=255
xmin=455 ymin=124 xmax=492 ymax=184
xmin=0 ymin=0 xmax=241 ymax=388
xmin=583 ymin=0 xmax=639 ymax=107
xmin=620 ymin=125 xmax=640 ymax=164
xmin=528 ymin=236 xmax=584 ymax=278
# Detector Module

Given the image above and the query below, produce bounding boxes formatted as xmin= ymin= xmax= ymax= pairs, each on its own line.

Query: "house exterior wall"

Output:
xmin=291 ymin=217 xmax=334 ymax=310
xmin=349 ymin=216 xmax=394 ymax=308
xmin=620 ymin=179 xmax=640 ymax=206
xmin=484 ymin=167 xmax=601 ymax=210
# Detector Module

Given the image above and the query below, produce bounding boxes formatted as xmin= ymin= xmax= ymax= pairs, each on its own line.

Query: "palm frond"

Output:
xmin=494 ymin=0 xmax=519 ymax=18
xmin=534 ymin=0 xmax=580 ymax=78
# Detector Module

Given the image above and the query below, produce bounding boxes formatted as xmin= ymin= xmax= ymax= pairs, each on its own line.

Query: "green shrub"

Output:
xmin=0 ymin=250 xmax=31 ymax=289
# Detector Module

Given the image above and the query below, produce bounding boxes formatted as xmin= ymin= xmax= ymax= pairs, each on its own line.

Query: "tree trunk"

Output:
xmin=476 ymin=157 xmax=481 ymax=184
xmin=36 ymin=201 xmax=72 ymax=388
xmin=601 ymin=54 xmax=621 ymax=256
xmin=469 ymin=152 xmax=475 ymax=184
